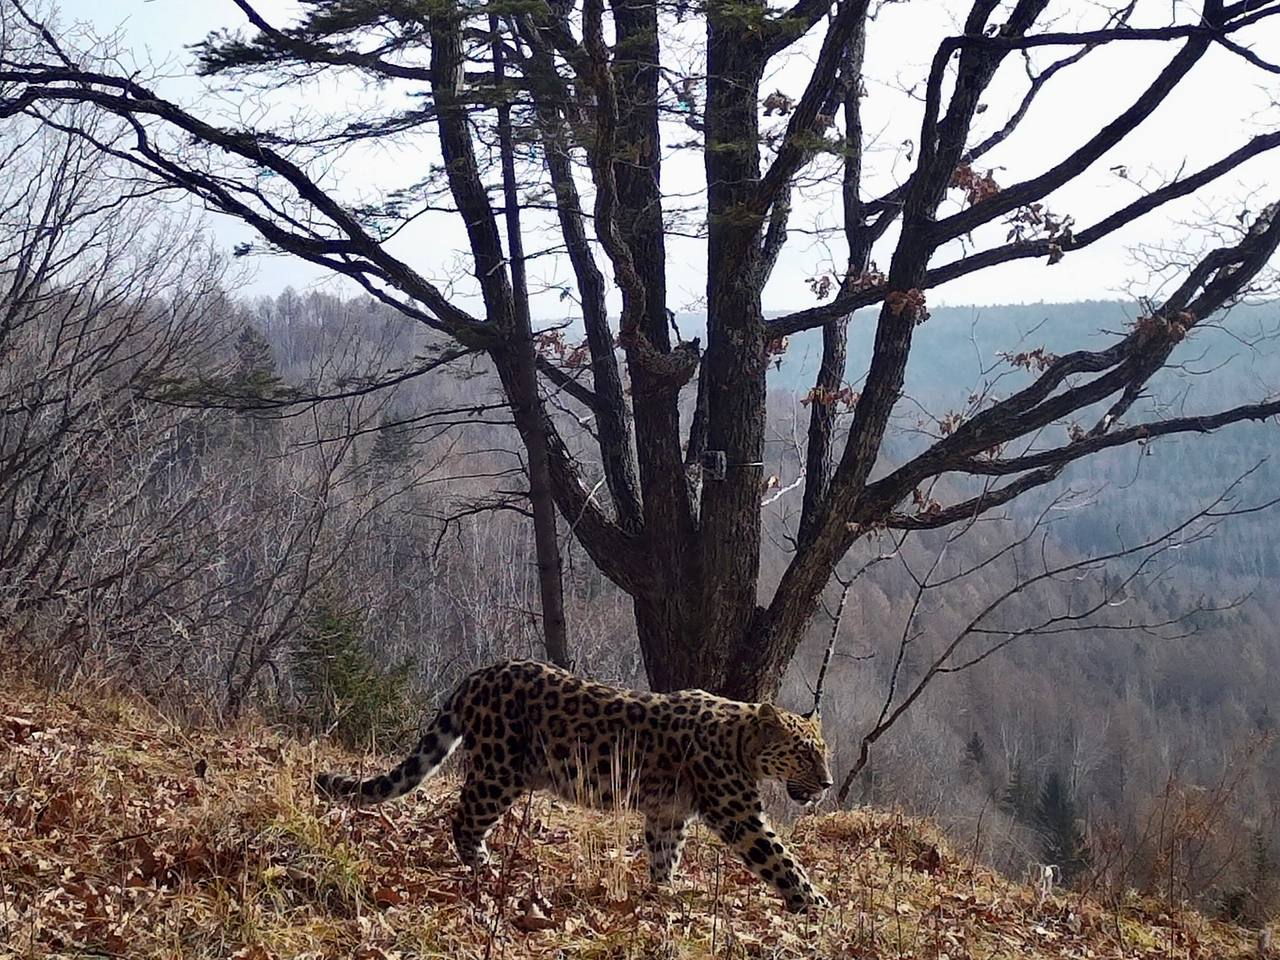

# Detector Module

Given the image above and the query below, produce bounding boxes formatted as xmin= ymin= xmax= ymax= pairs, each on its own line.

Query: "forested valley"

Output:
xmin=8 ymin=248 xmax=1277 ymax=920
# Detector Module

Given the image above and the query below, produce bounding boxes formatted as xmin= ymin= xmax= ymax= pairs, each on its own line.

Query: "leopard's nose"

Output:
xmin=819 ymin=775 xmax=834 ymax=789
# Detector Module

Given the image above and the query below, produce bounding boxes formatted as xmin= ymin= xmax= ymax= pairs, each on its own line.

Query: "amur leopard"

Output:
xmin=315 ymin=659 xmax=834 ymax=913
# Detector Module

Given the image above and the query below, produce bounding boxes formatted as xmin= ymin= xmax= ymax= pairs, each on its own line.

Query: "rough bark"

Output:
xmin=797 ymin=21 xmax=868 ymax=548
xmin=603 ymin=0 xmax=705 ymax=690
xmin=699 ymin=5 xmax=770 ymax=696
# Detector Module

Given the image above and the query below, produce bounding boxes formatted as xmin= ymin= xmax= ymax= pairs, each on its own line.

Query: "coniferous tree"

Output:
xmin=1035 ymin=771 xmax=1090 ymax=884
xmin=228 ymin=324 xmax=285 ymax=405
xmin=369 ymin=410 xmax=412 ymax=474
xmin=1249 ymin=829 xmax=1277 ymax=919
xmin=1001 ymin=761 xmax=1038 ymax=824
xmin=962 ymin=732 xmax=987 ymax=782
xmin=1257 ymin=703 xmax=1276 ymax=734
xmin=291 ymin=595 xmax=413 ymax=748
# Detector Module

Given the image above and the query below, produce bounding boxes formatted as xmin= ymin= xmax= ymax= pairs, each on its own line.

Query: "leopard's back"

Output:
xmin=450 ymin=660 xmax=757 ymax=810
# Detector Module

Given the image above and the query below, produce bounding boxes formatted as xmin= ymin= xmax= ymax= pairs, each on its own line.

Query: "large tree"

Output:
xmin=3 ymin=0 xmax=1279 ymax=700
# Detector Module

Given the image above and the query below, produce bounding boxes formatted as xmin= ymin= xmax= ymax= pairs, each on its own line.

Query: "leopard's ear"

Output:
xmin=758 ymin=702 xmax=786 ymax=731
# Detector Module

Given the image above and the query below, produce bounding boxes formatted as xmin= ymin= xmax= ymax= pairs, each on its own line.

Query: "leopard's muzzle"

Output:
xmin=787 ymin=776 xmax=833 ymax=805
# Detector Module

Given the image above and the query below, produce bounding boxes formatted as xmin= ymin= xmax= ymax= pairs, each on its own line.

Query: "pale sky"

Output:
xmin=49 ymin=0 xmax=1280 ymax=316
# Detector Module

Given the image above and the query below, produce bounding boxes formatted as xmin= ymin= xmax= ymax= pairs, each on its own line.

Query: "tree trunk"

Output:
xmin=696 ymin=14 xmax=769 ymax=697
xmin=608 ymin=0 xmax=707 ymax=690
xmin=491 ymin=16 xmax=570 ymax=668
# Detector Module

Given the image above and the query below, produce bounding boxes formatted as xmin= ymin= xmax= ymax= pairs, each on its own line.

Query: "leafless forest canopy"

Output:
xmin=2 ymin=0 xmax=1280 ymax=924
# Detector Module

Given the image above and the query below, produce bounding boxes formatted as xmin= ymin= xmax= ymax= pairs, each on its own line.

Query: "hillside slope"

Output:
xmin=0 ymin=674 xmax=1270 ymax=960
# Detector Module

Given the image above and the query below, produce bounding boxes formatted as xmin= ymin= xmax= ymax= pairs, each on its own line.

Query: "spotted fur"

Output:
xmin=315 ymin=659 xmax=833 ymax=912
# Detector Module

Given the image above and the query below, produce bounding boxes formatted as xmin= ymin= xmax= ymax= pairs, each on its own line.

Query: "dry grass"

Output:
xmin=0 ymin=671 xmax=1272 ymax=959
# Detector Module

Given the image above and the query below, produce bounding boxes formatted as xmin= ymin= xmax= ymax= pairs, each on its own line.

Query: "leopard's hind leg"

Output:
xmin=644 ymin=813 xmax=690 ymax=884
xmin=451 ymin=768 xmax=526 ymax=868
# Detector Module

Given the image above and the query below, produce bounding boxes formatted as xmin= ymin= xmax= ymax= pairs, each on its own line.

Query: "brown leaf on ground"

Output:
xmin=372 ymin=885 xmax=403 ymax=907
xmin=511 ymin=897 xmax=558 ymax=933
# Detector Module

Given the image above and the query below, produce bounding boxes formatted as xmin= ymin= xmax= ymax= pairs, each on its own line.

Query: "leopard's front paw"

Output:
xmin=457 ymin=844 xmax=493 ymax=872
xmin=785 ymin=887 xmax=829 ymax=914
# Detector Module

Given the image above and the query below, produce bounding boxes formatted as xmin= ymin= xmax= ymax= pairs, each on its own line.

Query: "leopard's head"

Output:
xmin=754 ymin=702 xmax=833 ymax=805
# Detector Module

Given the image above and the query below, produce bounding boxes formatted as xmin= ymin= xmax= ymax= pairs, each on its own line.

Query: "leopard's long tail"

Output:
xmin=314 ymin=707 xmax=460 ymax=805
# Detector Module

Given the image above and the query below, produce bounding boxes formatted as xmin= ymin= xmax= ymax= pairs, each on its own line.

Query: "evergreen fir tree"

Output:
xmin=228 ymin=324 xmax=284 ymax=404
xmin=1257 ymin=703 xmax=1275 ymax=733
xmin=1035 ymin=771 xmax=1091 ymax=884
xmin=962 ymin=732 xmax=986 ymax=782
xmin=291 ymin=596 xmax=412 ymax=748
xmin=145 ymin=321 xmax=291 ymax=422
xmin=1249 ymin=829 xmax=1276 ymax=917
xmin=369 ymin=410 xmax=412 ymax=473
xmin=1001 ymin=760 xmax=1037 ymax=823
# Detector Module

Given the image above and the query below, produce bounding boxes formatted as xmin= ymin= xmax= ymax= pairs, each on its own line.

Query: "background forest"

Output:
xmin=6 ymin=171 xmax=1277 ymax=919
